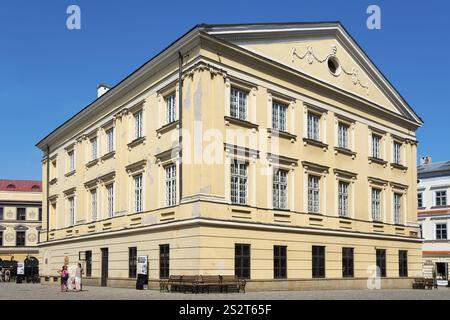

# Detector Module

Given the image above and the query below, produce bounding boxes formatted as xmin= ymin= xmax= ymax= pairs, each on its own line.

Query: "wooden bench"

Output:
xmin=412 ymin=277 xmax=425 ymax=289
xmin=181 ymin=275 xmax=200 ymax=293
xmin=425 ymin=278 xmax=437 ymax=290
xmin=197 ymin=275 xmax=222 ymax=293
xmin=221 ymin=275 xmax=246 ymax=293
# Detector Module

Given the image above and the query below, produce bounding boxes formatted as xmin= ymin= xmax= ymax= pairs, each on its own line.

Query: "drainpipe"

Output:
xmin=178 ymin=52 xmax=184 ymax=201
xmin=46 ymin=145 xmax=50 ymax=242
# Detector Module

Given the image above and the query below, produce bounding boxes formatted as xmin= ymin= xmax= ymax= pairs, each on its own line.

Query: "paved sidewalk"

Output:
xmin=1 ymin=283 xmax=450 ymax=300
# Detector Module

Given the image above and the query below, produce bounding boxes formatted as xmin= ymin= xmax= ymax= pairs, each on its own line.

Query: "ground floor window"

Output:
xmin=85 ymin=251 xmax=92 ymax=277
xmin=398 ymin=250 xmax=408 ymax=277
xmin=159 ymin=244 xmax=169 ymax=279
xmin=129 ymin=247 xmax=137 ymax=278
xmin=235 ymin=244 xmax=251 ymax=279
xmin=376 ymin=249 xmax=387 ymax=277
xmin=342 ymin=247 xmax=354 ymax=278
xmin=274 ymin=245 xmax=287 ymax=279
xmin=312 ymin=246 xmax=325 ymax=278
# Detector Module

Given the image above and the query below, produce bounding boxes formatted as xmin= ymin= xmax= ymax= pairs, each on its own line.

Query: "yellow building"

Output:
xmin=36 ymin=22 xmax=423 ymax=290
xmin=0 ymin=180 xmax=42 ymax=263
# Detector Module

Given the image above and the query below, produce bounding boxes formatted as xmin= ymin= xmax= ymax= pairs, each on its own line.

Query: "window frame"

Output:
xmin=106 ymin=184 xmax=114 ymax=218
xmin=165 ymin=164 xmax=177 ymax=207
xmin=273 ymin=245 xmax=287 ymax=279
xmin=106 ymin=127 xmax=115 ymax=154
xmin=273 ymin=169 xmax=288 ymax=210
xmin=159 ymin=244 xmax=170 ymax=279
xmin=435 ymin=190 xmax=447 ymax=206
xmin=235 ymin=243 xmax=251 ymax=279
xmin=342 ymin=247 xmax=354 ymax=278
xmin=376 ymin=249 xmax=387 ymax=278
xmin=371 ymin=188 xmax=382 ymax=222
xmin=134 ymin=174 xmax=143 ymax=213
xmin=90 ymin=189 xmax=97 ymax=222
xmin=272 ymin=101 xmax=287 ymax=132
xmin=307 ymin=112 xmax=320 ymax=141
xmin=399 ymin=250 xmax=408 ymax=278
xmin=393 ymin=141 xmax=402 ymax=165
xmin=312 ymin=245 xmax=325 ymax=278
xmin=90 ymin=136 xmax=98 ymax=161
xmin=338 ymin=122 xmax=349 ymax=149
xmin=231 ymin=160 xmax=248 ymax=205
xmin=165 ymin=93 xmax=177 ymax=124
xmin=134 ymin=110 xmax=144 ymax=140
xmin=16 ymin=231 xmax=26 ymax=247
xmin=436 ymin=223 xmax=448 ymax=240
xmin=338 ymin=181 xmax=349 ymax=217
xmin=17 ymin=208 xmax=26 ymax=221
xmin=230 ymin=87 xmax=248 ymax=121
xmin=394 ymin=193 xmax=402 ymax=225
xmin=308 ymin=175 xmax=320 ymax=214
xmin=371 ymin=134 xmax=382 ymax=159
xmin=417 ymin=192 xmax=423 ymax=208
xmin=128 ymin=247 xmax=137 ymax=279
xmin=68 ymin=197 xmax=75 ymax=226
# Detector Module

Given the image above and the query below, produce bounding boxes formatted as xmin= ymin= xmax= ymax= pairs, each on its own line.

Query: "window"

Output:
xmin=393 ymin=142 xmax=401 ymax=165
xmin=230 ymin=88 xmax=247 ymax=120
xmin=371 ymin=188 xmax=381 ymax=221
xmin=307 ymin=112 xmax=320 ymax=140
xmin=417 ymin=192 xmax=423 ymax=208
xmin=134 ymin=110 xmax=143 ymax=139
xmin=371 ymin=135 xmax=381 ymax=159
xmin=419 ymin=224 xmax=423 ymax=238
xmin=106 ymin=184 xmax=114 ymax=218
xmin=231 ymin=161 xmax=248 ymax=205
xmin=436 ymin=191 xmax=447 ymax=206
xmin=273 ymin=169 xmax=288 ymax=209
xmin=376 ymin=249 xmax=386 ymax=277
xmin=399 ymin=250 xmax=408 ymax=277
xmin=38 ymin=208 xmax=42 ymax=221
xmin=394 ymin=193 xmax=402 ymax=225
xmin=235 ymin=244 xmax=251 ymax=279
xmin=134 ymin=175 xmax=143 ymax=212
xmin=17 ymin=208 xmax=26 ymax=221
xmin=274 ymin=245 xmax=287 ymax=279
xmin=85 ymin=251 xmax=92 ymax=277
xmin=68 ymin=150 xmax=75 ymax=172
xmin=338 ymin=181 xmax=349 ymax=217
xmin=16 ymin=231 xmax=26 ymax=247
xmin=90 ymin=137 xmax=98 ymax=160
xmin=165 ymin=164 xmax=176 ymax=207
xmin=166 ymin=94 xmax=177 ymax=124
xmin=312 ymin=246 xmax=325 ymax=278
xmin=68 ymin=197 xmax=75 ymax=226
xmin=342 ymin=248 xmax=354 ymax=278
xmin=436 ymin=223 xmax=448 ymax=240
xmin=338 ymin=123 xmax=349 ymax=149
xmin=0 ymin=231 xmax=3 ymax=246
xmin=129 ymin=247 xmax=137 ymax=278
xmin=0 ymin=207 xmax=3 ymax=220
xmin=308 ymin=175 xmax=320 ymax=213
xmin=106 ymin=128 xmax=114 ymax=153
xmin=272 ymin=102 xmax=287 ymax=131
xmin=90 ymin=189 xmax=97 ymax=222
xmin=159 ymin=244 xmax=170 ymax=279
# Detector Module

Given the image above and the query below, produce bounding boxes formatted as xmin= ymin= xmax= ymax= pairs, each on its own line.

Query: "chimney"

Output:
xmin=421 ymin=156 xmax=432 ymax=165
xmin=97 ymin=84 xmax=111 ymax=98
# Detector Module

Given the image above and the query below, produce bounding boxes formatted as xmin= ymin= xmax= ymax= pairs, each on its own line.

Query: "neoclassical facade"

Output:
xmin=0 ymin=180 xmax=42 ymax=263
xmin=37 ymin=23 xmax=423 ymax=290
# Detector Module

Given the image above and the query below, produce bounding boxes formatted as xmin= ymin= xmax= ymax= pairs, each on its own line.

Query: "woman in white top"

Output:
xmin=75 ymin=263 xmax=83 ymax=292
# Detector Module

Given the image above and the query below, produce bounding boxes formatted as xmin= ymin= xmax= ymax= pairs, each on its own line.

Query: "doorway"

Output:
xmin=101 ymin=248 xmax=108 ymax=287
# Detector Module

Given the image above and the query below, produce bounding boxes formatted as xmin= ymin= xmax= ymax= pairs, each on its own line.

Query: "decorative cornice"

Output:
xmin=182 ymin=62 xmax=227 ymax=80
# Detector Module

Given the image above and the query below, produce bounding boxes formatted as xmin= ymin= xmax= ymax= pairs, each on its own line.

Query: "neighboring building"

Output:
xmin=417 ymin=157 xmax=450 ymax=284
xmin=36 ymin=22 xmax=423 ymax=290
xmin=0 ymin=180 xmax=42 ymax=263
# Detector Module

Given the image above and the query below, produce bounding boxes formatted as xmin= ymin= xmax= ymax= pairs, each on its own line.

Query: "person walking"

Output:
xmin=58 ymin=265 xmax=69 ymax=292
xmin=75 ymin=263 xmax=83 ymax=292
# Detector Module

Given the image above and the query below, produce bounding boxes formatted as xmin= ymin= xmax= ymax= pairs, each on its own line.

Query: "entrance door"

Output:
xmin=101 ymin=248 xmax=108 ymax=287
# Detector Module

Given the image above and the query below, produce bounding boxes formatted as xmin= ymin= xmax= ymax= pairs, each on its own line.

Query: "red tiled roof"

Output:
xmin=0 ymin=180 xmax=42 ymax=192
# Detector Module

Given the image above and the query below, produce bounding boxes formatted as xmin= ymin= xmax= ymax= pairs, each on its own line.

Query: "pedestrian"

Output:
xmin=4 ymin=269 xmax=10 ymax=282
xmin=58 ymin=265 xmax=69 ymax=292
xmin=75 ymin=263 xmax=83 ymax=291
xmin=0 ymin=268 xmax=3 ymax=282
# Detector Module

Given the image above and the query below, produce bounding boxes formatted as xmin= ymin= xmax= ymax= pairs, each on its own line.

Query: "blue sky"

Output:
xmin=0 ymin=0 xmax=448 ymax=180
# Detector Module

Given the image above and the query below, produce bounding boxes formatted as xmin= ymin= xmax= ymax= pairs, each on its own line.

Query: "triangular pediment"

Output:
xmin=203 ymin=23 xmax=422 ymax=125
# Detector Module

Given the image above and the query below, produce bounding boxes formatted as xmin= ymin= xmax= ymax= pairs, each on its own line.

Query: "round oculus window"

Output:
xmin=327 ymin=56 xmax=341 ymax=76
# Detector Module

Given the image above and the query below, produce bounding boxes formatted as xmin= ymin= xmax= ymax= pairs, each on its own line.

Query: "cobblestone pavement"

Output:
xmin=1 ymin=283 xmax=450 ymax=300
